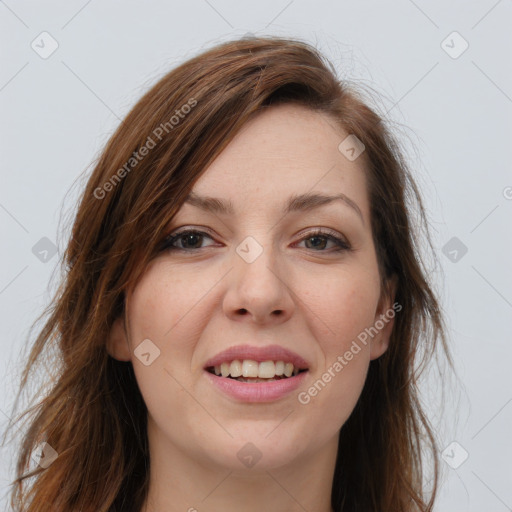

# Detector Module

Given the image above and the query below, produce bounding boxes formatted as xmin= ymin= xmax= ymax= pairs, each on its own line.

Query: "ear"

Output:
xmin=106 ymin=314 xmax=132 ymax=362
xmin=369 ymin=274 xmax=399 ymax=361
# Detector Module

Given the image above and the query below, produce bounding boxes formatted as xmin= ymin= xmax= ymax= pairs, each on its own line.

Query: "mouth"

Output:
xmin=203 ymin=344 xmax=310 ymax=402
xmin=206 ymin=360 xmax=309 ymax=383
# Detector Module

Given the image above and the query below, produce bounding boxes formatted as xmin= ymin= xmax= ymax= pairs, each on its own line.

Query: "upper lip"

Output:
xmin=204 ymin=344 xmax=310 ymax=370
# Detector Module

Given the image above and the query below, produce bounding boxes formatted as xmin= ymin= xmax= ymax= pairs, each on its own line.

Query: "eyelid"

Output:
xmin=166 ymin=225 xmax=216 ymax=237
xmin=295 ymin=226 xmax=347 ymax=242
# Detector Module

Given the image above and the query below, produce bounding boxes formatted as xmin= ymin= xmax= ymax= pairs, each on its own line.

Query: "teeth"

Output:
xmin=242 ymin=360 xmax=259 ymax=378
xmin=220 ymin=362 xmax=230 ymax=377
xmin=258 ymin=361 xmax=275 ymax=378
xmin=230 ymin=360 xmax=242 ymax=377
xmin=210 ymin=359 xmax=304 ymax=379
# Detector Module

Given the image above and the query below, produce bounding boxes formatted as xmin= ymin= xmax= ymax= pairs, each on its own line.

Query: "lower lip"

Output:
xmin=204 ymin=370 xmax=308 ymax=403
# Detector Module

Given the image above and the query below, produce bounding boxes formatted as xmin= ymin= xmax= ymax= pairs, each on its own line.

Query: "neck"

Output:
xmin=140 ymin=416 xmax=337 ymax=512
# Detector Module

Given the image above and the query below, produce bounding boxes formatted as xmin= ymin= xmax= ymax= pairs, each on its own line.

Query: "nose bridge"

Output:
xmin=224 ymin=234 xmax=293 ymax=323
xmin=235 ymin=234 xmax=282 ymax=294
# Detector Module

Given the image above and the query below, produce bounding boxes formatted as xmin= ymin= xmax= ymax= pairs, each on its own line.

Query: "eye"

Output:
xmin=160 ymin=228 xmax=351 ymax=253
xmin=295 ymin=229 xmax=351 ymax=252
xmin=160 ymin=229 xmax=217 ymax=251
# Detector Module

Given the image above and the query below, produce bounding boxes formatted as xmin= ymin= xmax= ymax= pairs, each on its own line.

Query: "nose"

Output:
xmin=222 ymin=241 xmax=295 ymax=325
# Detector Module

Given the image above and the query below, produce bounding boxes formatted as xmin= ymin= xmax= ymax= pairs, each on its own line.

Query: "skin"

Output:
xmin=108 ymin=104 xmax=397 ymax=512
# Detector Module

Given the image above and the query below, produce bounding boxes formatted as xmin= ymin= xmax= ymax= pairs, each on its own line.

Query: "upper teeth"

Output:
xmin=213 ymin=360 xmax=301 ymax=378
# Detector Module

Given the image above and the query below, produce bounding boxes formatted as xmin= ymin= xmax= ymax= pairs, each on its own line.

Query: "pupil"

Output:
xmin=183 ymin=234 xmax=201 ymax=248
xmin=306 ymin=236 xmax=326 ymax=250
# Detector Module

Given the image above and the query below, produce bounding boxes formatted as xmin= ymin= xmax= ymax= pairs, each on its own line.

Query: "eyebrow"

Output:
xmin=183 ymin=191 xmax=364 ymax=224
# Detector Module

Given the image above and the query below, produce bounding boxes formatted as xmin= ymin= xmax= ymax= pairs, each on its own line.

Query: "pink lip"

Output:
xmin=203 ymin=344 xmax=310 ymax=370
xmin=204 ymin=369 xmax=308 ymax=403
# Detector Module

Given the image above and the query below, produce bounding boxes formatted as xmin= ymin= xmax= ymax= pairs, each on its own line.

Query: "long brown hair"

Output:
xmin=3 ymin=35 xmax=451 ymax=511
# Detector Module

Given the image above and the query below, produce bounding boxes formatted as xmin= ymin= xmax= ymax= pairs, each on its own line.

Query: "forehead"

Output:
xmin=189 ymin=104 xmax=369 ymax=215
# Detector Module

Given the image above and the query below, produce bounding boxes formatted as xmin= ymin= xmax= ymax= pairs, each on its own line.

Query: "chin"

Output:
xmin=201 ymin=432 xmax=307 ymax=472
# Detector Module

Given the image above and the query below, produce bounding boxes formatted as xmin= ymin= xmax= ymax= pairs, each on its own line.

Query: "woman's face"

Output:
xmin=108 ymin=104 xmax=396 ymax=471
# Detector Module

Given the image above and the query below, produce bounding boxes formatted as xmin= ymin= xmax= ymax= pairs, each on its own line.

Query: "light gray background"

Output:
xmin=1 ymin=1 xmax=511 ymax=510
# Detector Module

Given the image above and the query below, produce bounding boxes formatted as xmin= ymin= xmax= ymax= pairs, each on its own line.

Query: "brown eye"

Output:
xmin=161 ymin=230 xmax=215 ymax=251
xmin=306 ymin=236 xmax=327 ymax=249
xmin=297 ymin=229 xmax=351 ymax=252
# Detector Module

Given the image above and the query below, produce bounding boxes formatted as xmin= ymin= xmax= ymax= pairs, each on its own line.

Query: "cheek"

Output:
xmin=126 ymin=269 xmax=208 ymax=450
xmin=292 ymin=265 xmax=379 ymax=424
xmin=125 ymin=261 xmax=222 ymax=412
xmin=296 ymin=264 xmax=381 ymax=352
xmin=126 ymin=261 xmax=214 ymax=353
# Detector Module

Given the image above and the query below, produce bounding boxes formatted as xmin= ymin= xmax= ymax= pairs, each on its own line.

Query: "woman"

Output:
xmin=5 ymin=35 xmax=450 ymax=511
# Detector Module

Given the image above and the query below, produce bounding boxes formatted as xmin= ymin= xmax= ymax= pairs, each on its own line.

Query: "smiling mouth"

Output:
xmin=206 ymin=359 xmax=308 ymax=383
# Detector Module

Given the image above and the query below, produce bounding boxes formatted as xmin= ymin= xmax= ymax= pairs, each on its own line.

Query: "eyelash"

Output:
xmin=160 ymin=228 xmax=351 ymax=253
